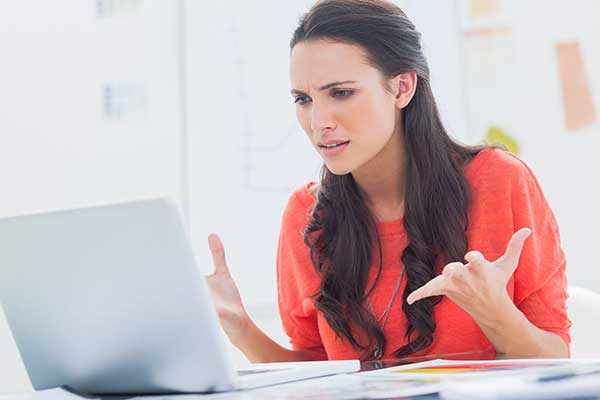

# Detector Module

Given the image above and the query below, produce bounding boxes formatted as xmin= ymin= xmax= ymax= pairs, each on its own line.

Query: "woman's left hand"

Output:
xmin=406 ymin=227 xmax=531 ymax=325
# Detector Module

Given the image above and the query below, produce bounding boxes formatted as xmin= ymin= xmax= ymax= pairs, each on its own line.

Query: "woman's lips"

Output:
xmin=318 ymin=141 xmax=350 ymax=157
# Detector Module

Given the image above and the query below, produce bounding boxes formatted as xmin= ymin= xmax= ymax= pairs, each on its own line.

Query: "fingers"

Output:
xmin=207 ymin=233 xmax=230 ymax=275
xmin=464 ymin=250 xmax=485 ymax=265
xmin=496 ymin=227 xmax=531 ymax=271
xmin=407 ymin=231 xmax=531 ymax=307
xmin=442 ymin=262 xmax=466 ymax=278
xmin=463 ymin=250 xmax=487 ymax=275
xmin=407 ymin=275 xmax=447 ymax=305
xmin=408 ymin=261 xmax=469 ymax=304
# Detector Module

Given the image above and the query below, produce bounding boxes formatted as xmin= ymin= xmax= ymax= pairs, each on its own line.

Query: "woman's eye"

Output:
xmin=294 ymin=96 xmax=311 ymax=105
xmin=331 ymin=89 xmax=354 ymax=98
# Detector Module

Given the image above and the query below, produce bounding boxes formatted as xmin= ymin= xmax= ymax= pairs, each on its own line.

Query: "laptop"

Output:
xmin=0 ymin=198 xmax=359 ymax=395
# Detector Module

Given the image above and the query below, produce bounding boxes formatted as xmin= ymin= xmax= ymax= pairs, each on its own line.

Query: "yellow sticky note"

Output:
xmin=470 ymin=0 xmax=499 ymax=18
xmin=556 ymin=42 xmax=596 ymax=130
xmin=486 ymin=126 xmax=520 ymax=155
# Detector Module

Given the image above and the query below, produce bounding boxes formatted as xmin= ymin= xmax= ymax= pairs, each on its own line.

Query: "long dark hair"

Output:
xmin=292 ymin=0 xmax=489 ymax=358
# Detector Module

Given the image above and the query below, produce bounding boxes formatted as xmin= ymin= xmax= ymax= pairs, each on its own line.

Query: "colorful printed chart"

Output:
xmin=359 ymin=358 xmax=581 ymax=381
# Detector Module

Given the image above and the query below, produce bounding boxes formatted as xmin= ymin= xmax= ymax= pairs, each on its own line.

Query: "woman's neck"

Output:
xmin=352 ymin=129 xmax=407 ymax=222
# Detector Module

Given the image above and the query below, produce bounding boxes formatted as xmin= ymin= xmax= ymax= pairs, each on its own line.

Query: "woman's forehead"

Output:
xmin=290 ymin=40 xmax=379 ymax=90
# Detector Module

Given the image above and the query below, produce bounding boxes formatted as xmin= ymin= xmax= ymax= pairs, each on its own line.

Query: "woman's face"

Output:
xmin=290 ymin=39 xmax=400 ymax=175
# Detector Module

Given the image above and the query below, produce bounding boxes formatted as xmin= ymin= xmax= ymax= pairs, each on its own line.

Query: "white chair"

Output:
xmin=567 ymin=285 xmax=600 ymax=358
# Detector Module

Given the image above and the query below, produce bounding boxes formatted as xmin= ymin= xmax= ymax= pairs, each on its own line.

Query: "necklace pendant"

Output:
xmin=374 ymin=345 xmax=383 ymax=360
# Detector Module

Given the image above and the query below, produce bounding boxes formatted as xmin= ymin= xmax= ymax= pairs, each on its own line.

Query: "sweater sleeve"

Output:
xmin=276 ymin=189 xmax=328 ymax=360
xmin=466 ymin=150 xmax=571 ymax=348
xmin=509 ymin=158 xmax=571 ymax=346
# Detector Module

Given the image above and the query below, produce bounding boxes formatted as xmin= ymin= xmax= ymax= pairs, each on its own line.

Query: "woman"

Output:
xmin=206 ymin=0 xmax=570 ymax=362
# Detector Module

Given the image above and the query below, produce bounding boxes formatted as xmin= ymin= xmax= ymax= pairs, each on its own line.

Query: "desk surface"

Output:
xmin=6 ymin=353 xmax=599 ymax=400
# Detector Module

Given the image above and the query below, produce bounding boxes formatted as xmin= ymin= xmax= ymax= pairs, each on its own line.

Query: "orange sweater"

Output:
xmin=276 ymin=149 xmax=571 ymax=360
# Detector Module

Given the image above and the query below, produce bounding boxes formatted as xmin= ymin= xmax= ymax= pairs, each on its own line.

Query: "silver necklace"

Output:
xmin=366 ymin=267 xmax=404 ymax=359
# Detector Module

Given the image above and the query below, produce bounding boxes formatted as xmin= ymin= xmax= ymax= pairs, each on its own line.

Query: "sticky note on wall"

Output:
xmin=470 ymin=0 xmax=499 ymax=18
xmin=556 ymin=42 xmax=597 ymax=130
xmin=486 ymin=126 xmax=520 ymax=155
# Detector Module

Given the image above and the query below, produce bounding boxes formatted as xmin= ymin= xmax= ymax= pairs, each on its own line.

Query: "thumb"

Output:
xmin=496 ymin=227 xmax=531 ymax=273
xmin=207 ymin=233 xmax=230 ymax=275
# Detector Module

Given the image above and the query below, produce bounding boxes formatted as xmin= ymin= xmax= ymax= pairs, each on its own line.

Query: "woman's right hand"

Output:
xmin=206 ymin=233 xmax=314 ymax=363
xmin=206 ymin=233 xmax=249 ymax=343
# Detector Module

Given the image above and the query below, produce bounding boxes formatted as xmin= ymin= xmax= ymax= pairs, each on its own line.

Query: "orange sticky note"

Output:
xmin=556 ymin=42 xmax=597 ymax=130
xmin=470 ymin=0 xmax=498 ymax=18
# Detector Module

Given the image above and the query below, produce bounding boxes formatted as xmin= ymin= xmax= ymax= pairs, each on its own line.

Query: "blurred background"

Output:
xmin=1 ymin=0 xmax=599 ymax=391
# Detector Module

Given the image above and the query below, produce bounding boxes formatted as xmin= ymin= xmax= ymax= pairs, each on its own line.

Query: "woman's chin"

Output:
xmin=325 ymin=162 xmax=353 ymax=176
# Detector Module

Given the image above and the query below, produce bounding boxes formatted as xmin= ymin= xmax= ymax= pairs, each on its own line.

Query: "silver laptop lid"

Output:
xmin=0 ymin=198 xmax=237 ymax=394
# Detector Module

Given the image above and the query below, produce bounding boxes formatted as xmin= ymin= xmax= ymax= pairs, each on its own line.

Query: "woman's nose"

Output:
xmin=310 ymin=104 xmax=336 ymax=134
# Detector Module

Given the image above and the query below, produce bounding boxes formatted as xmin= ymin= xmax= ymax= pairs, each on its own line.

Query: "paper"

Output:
xmin=556 ymin=42 xmax=597 ymax=130
xmin=233 ymin=374 xmax=439 ymax=400
xmin=359 ymin=358 xmax=575 ymax=381
xmin=441 ymin=368 xmax=600 ymax=400
xmin=469 ymin=0 xmax=499 ymax=18
xmin=150 ymin=374 xmax=438 ymax=400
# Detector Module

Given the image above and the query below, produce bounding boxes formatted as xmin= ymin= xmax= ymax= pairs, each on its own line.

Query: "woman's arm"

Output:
xmin=407 ymin=228 xmax=568 ymax=358
xmin=230 ymin=316 xmax=316 ymax=363
xmin=206 ymin=233 xmax=316 ymax=363
xmin=476 ymin=294 xmax=568 ymax=358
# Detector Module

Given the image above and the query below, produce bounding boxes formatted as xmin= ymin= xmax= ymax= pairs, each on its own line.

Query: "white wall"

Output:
xmin=457 ymin=0 xmax=600 ymax=290
xmin=507 ymin=0 xmax=600 ymax=290
xmin=183 ymin=0 xmax=319 ymax=311
xmin=0 ymin=0 xmax=184 ymax=393
xmin=402 ymin=0 xmax=469 ymax=142
xmin=0 ymin=1 xmax=184 ymax=219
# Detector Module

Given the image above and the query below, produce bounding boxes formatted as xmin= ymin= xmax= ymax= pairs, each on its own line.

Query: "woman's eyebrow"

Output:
xmin=291 ymin=80 xmax=357 ymax=96
xmin=318 ymin=80 xmax=357 ymax=90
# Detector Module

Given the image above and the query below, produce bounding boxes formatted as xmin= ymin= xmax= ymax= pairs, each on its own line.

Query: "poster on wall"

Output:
xmin=556 ymin=41 xmax=597 ymax=131
xmin=469 ymin=0 xmax=499 ymax=19
xmin=460 ymin=0 xmax=520 ymax=153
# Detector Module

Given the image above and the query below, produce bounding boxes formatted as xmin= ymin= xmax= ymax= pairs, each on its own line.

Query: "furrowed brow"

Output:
xmin=318 ymin=80 xmax=356 ymax=91
xmin=290 ymin=80 xmax=357 ymax=96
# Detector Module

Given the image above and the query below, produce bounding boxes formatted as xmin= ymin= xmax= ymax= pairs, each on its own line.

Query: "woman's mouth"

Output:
xmin=318 ymin=140 xmax=350 ymax=157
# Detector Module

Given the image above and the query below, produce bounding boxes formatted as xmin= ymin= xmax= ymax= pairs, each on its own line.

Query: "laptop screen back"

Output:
xmin=0 ymin=198 xmax=237 ymax=394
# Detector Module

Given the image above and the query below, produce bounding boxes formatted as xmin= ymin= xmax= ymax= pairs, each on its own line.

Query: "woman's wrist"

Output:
xmin=475 ymin=294 xmax=539 ymax=356
xmin=228 ymin=312 xmax=253 ymax=348
xmin=475 ymin=292 xmax=519 ymax=329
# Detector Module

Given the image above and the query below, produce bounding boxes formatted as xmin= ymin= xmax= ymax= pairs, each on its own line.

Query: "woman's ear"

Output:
xmin=390 ymin=72 xmax=417 ymax=109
